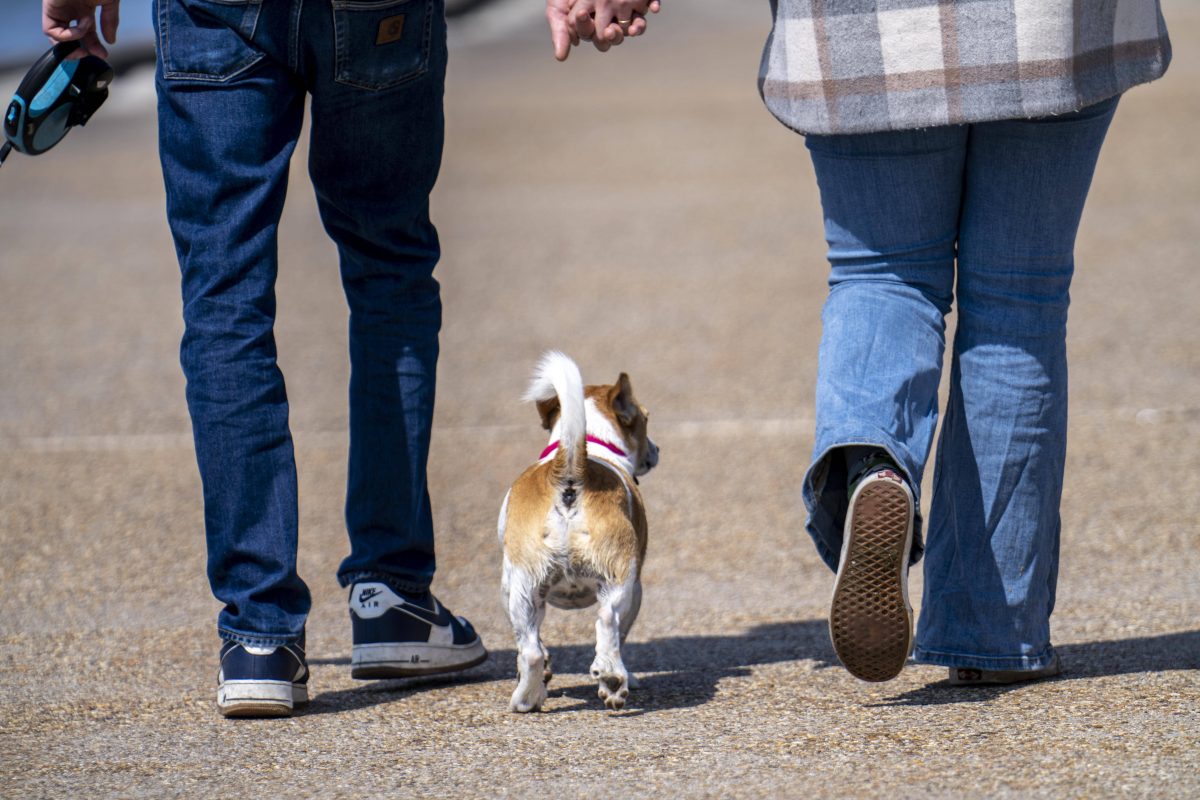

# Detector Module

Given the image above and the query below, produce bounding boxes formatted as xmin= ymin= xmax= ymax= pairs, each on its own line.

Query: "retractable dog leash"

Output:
xmin=0 ymin=41 xmax=113 ymax=169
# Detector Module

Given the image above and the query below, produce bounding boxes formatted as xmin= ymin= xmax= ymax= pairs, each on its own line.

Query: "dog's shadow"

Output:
xmin=302 ymin=619 xmax=836 ymax=717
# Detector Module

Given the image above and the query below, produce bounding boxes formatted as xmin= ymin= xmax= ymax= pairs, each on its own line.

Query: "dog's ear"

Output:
xmin=536 ymin=397 xmax=560 ymax=432
xmin=608 ymin=373 xmax=638 ymax=427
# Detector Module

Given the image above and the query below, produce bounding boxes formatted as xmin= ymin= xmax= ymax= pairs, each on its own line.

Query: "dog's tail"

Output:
xmin=524 ymin=351 xmax=587 ymax=492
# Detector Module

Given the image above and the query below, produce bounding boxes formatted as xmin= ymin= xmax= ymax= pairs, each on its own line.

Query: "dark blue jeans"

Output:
xmin=803 ymin=96 xmax=1119 ymax=670
xmin=155 ymin=0 xmax=448 ymax=646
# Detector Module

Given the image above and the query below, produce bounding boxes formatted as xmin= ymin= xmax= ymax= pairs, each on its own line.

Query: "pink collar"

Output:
xmin=540 ymin=435 xmax=628 ymax=461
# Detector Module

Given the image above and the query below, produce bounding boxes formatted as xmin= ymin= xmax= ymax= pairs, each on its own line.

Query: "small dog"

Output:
xmin=498 ymin=352 xmax=658 ymax=712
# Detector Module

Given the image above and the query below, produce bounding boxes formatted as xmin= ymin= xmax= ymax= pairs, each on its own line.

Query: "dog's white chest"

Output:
xmin=544 ymin=573 xmax=599 ymax=609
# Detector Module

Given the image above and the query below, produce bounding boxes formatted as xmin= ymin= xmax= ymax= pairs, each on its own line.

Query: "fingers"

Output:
xmin=42 ymin=1 xmax=111 ymax=57
xmin=545 ymin=1 xmax=572 ymax=61
xmin=81 ymin=26 xmax=108 ymax=58
xmin=570 ymin=1 xmax=597 ymax=42
xmin=601 ymin=0 xmax=636 ymax=43
xmin=555 ymin=0 xmax=657 ymax=58
xmin=611 ymin=0 xmax=634 ymax=26
xmin=99 ymin=0 xmax=119 ymax=45
xmin=591 ymin=0 xmax=614 ymax=38
xmin=44 ymin=10 xmax=89 ymax=42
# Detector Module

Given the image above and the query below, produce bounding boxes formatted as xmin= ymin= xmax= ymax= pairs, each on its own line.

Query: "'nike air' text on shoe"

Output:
xmin=217 ymin=637 xmax=309 ymax=718
xmin=349 ymin=582 xmax=487 ymax=679
xmin=829 ymin=457 xmax=915 ymax=683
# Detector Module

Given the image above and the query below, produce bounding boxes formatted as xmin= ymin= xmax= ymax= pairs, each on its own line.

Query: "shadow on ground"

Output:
xmin=303 ymin=619 xmax=835 ymax=716
xmin=875 ymin=629 xmax=1200 ymax=707
xmin=304 ymin=626 xmax=1200 ymax=716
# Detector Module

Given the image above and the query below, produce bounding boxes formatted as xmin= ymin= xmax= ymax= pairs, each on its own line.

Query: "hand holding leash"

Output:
xmin=43 ymin=0 xmax=122 ymax=59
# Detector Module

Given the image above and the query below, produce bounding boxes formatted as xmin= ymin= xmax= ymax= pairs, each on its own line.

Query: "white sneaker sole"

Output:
xmin=217 ymin=680 xmax=309 ymax=718
xmin=830 ymin=470 xmax=914 ymax=683
xmin=351 ymin=639 xmax=487 ymax=679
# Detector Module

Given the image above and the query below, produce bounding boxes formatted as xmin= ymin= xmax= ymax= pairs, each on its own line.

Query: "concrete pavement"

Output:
xmin=1 ymin=1 xmax=1197 ymax=796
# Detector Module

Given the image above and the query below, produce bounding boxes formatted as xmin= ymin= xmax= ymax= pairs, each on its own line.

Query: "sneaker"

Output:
xmin=949 ymin=653 xmax=1062 ymax=686
xmin=349 ymin=582 xmax=487 ymax=679
xmin=829 ymin=454 xmax=915 ymax=682
xmin=217 ymin=637 xmax=309 ymax=718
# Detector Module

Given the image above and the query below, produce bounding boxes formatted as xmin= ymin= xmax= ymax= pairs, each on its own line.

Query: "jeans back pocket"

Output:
xmin=158 ymin=0 xmax=264 ymax=82
xmin=333 ymin=0 xmax=434 ymax=91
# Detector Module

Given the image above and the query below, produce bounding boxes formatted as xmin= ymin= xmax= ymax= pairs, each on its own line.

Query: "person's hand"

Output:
xmin=546 ymin=0 xmax=661 ymax=61
xmin=43 ymin=0 xmax=121 ymax=59
xmin=572 ymin=0 xmax=659 ymax=51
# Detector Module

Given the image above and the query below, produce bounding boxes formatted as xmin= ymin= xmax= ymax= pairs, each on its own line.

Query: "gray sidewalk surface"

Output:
xmin=1 ymin=1 xmax=1196 ymax=796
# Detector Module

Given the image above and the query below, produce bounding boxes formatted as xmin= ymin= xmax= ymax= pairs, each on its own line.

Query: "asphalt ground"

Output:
xmin=1 ymin=1 xmax=1197 ymax=796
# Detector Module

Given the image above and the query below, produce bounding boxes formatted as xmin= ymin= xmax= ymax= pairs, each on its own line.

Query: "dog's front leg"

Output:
xmin=505 ymin=563 xmax=548 ymax=713
xmin=591 ymin=571 xmax=638 ymax=711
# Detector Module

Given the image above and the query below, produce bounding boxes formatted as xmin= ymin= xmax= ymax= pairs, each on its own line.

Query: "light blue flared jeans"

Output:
xmin=803 ymin=96 xmax=1119 ymax=671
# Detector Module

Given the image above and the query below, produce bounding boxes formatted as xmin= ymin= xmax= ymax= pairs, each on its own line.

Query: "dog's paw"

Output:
xmin=596 ymin=672 xmax=629 ymax=710
xmin=591 ymin=661 xmax=629 ymax=711
xmin=510 ymin=682 xmax=547 ymax=713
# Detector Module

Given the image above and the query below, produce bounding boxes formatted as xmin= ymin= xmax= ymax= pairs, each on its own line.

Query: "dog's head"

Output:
xmin=596 ymin=374 xmax=659 ymax=476
xmin=535 ymin=367 xmax=662 ymax=479
xmin=535 ymin=372 xmax=659 ymax=477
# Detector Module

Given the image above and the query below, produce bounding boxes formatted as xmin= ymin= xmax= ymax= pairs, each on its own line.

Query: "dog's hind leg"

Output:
xmin=618 ymin=578 xmax=643 ymax=689
xmin=591 ymin=566 xmax=638 ymax=710
xmin=504 ymin=561 xmax=548 ymax=713
xmin=619 ymin=578 xmax=642 ymax=643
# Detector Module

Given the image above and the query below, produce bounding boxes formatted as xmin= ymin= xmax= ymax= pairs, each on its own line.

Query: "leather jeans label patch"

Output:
xmin=376 ymin=15 xmax=406 ymax=45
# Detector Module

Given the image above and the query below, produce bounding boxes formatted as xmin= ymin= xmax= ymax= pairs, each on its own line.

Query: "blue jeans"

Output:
xmin=803 ymin=96 xmax=1119 ymax=671
xmin=155 ymin=0 xmax=448 ymax=646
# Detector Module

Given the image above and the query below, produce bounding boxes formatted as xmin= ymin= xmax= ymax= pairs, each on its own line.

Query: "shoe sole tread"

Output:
xmin=830 ymin=477 xmax=913 ymax=683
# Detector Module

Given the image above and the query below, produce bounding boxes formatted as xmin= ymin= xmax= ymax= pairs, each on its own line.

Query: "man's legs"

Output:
xmin=915 ymin=96 xmax=1119 ymax=673
xmin=302 ymin=0 xmax=447 ymax=595
xmin=156 ymin=0 xmax=309 ymax=647
xmin=300 ymin=0 xmax=484 ymax=677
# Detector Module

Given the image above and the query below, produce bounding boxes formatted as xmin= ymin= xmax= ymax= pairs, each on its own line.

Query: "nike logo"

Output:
xmin=358 ymin=588 xmax=383 ymax=604
xmin=394 ymin=598 xmax=452 ymax=628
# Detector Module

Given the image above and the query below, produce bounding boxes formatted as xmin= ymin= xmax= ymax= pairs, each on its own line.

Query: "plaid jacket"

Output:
xmin=759 ymin=0 xmax=1172 ymax=134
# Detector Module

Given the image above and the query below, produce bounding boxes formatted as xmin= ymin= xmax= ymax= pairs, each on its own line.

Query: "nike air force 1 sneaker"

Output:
xmin=217 ymin=637 xmax=309 ymax=718
xmin=349 ymin=582 xmax=487 ymax=679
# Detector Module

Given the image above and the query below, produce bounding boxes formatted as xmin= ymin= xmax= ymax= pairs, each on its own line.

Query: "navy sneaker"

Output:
xmin=217 ymin=637 xmax=309 ymax=718
xmin=349 ymin=583 xmax=487 ymax=679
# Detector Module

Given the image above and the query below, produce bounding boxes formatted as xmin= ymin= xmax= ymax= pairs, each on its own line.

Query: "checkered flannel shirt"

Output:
xmin=759 ymin=0 xmax=1172 ymax=134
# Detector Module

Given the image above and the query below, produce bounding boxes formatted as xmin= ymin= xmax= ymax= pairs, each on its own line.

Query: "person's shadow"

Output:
xmin=871 ymin=629 xmax=1200 ymax=707
xmin=302 ymin=624 xmax=1199 ymax=716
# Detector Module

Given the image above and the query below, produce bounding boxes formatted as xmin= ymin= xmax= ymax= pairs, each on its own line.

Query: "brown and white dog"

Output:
xmin=498 ymin=352 xmax=658 ymax=712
